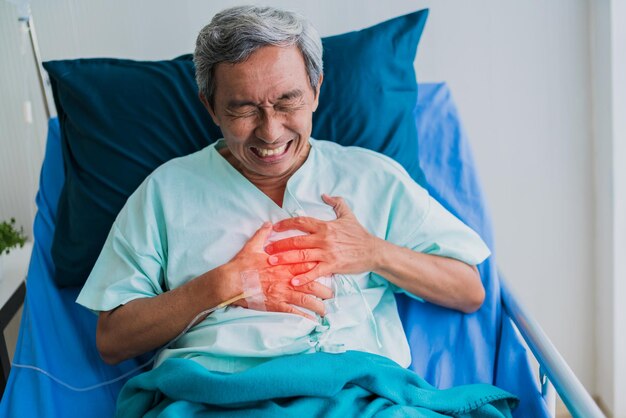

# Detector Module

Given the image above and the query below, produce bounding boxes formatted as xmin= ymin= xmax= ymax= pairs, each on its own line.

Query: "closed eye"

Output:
xmin=275 ymin=103 xmax=304 ymax=113
xmin=274 ymin=97 xmax=306 ymax=113
xmin=225 ymin=106 xmax=259 ymax=119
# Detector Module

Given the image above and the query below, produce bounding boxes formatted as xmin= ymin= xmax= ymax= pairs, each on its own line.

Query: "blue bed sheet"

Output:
xmin=0 ymin=83 xmax=549 ymax=417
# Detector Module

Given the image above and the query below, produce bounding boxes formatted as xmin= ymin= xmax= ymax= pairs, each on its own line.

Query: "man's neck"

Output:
xmin=218 ymin=143 xmax=310 ymax=207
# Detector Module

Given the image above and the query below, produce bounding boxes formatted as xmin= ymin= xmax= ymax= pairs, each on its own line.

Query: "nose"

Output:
xmin=255 ymin=109 xmax=284 ymax=143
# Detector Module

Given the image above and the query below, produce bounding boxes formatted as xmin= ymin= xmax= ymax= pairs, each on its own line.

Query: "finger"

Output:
xmin=245 ymin=222 xmax=273 ymax=252
xmin=273 ymin=217 xmax=319 ymax=233
xmin=285 ymin=292 xmax=326 ymax=317
xmin=265 ymin=235 xmax=322 ymax=254
xmin=276 ymin=302 xmax=316 ymax=321
xmin=299 ymin=280 xmax=334 ymax=300
xmin=267 ymin=249 xmax=325 ymax=265
xmin=291 ymin=265 xmax=328 ymax=287
xmin=287 ymin=262 xmax=318 ymax=276
xmin=263 ymin=264 xmax=315 ymax=281
xmin=321 ymin=194 xmax=353 ymax=218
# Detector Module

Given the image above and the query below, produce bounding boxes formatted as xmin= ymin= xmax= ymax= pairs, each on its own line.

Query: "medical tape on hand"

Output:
xmin=241 ymin=269 xmax=266 ymax=311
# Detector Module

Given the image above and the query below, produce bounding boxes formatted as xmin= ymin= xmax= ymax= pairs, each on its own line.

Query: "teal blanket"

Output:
xmin=117 ymin=351 xmax=518 ymax=417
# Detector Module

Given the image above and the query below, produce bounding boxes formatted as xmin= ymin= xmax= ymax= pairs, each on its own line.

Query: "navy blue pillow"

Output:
xmin=44 ymin=9 xmax=428 ymax=287
xmin=314 ymin=10 xmax=427 ymax=184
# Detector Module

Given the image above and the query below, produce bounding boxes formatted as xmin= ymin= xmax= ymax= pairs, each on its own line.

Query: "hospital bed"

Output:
xmin=0 ymin=9 xmax=604 ymax=418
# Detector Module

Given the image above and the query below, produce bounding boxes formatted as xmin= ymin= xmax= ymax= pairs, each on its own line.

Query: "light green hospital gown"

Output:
xmin=77 ymin=138 xmax=490 ymax=373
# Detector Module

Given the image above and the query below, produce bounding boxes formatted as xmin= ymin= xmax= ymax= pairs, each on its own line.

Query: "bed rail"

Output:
xmin=500 ymin=279 xmax=606 ymax=418
xmin=18 ymin=11 xmax=54 ymax=119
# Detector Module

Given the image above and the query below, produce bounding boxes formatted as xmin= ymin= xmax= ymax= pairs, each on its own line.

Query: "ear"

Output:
xmin=199 ymin=92 xmax=220 ymax=127
xmin=311 ymin=74 xmax=323 ymax=112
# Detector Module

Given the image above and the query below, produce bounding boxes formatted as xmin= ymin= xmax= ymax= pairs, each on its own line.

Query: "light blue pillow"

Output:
xmin=43 ymin=9 xmax=429 ymax=287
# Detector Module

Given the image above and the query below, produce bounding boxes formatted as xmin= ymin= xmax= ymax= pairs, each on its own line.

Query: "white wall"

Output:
xmin=591 ymin=0 xmax=614 ymax=412
xmin=593 ymin=0 xmax=626 ymax=415
xmin=611 ymin=2 xmax=626 ymax=414
xmin=0 ymin=0 xmax=601 ymax=410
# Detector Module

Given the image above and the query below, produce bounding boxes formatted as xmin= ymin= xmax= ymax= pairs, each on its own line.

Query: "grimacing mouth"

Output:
xmin=249 ymin=139 xmax=293 ymax=158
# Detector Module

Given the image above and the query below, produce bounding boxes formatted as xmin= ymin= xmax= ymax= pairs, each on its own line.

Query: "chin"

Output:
xmin=255 ymin=164 xmax=292 ymax=178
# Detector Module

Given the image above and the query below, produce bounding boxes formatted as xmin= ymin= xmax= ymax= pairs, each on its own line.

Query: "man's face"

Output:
xmin=204 ymin=45 xmax=321 ymax=180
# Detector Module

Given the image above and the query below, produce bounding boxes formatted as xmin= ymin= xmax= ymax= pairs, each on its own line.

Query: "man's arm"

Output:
xmin=265 ymin=194 xmax=485 ymax=314
xmin=370 ymin=240 xmax=484 ymax=313
xmin=97 ymin=223 xmax=332 ymax=365
xmin=96 ymin=263 xmax=233 ymax=365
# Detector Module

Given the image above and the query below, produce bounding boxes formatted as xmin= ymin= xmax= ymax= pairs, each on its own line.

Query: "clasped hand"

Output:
xmin=226 ymin=194 xmax=379 ymax=320
xmin=227 ymin=221 xmax=331 ymax=321
xmin=266 ymin=194 xmax=380 ymax=286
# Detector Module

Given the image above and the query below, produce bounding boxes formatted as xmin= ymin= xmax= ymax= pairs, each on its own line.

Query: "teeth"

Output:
xmin=255 ymin=143 xmax=287 ymax=157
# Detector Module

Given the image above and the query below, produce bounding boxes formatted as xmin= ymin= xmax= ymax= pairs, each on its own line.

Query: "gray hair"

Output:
xmin=193 ymin=5 xmax=323 ymax=106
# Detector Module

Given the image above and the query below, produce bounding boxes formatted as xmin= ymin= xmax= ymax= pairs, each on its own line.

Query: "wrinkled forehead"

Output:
xmin=212 ymin=45 xmax=313 ymax=103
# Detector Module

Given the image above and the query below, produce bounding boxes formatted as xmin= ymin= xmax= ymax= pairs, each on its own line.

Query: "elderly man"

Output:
xmin=77 ymin=5 xmax=516 ymax=417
